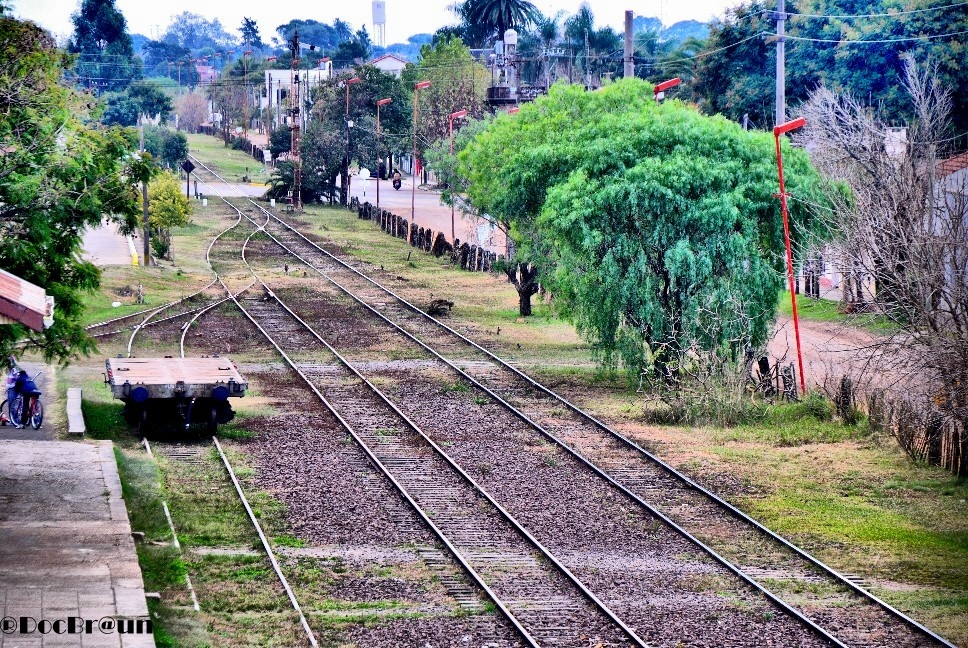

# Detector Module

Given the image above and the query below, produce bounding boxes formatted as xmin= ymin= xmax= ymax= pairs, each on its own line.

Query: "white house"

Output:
xmin=262 ymin=62 xmax=333 ymax=129
xmin=368 ymin=53 xmax=407 ymax=78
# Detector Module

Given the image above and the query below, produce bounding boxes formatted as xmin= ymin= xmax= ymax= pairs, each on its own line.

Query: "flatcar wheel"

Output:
xmin=207 ymin=404 xmax=218 ymax=435
xmin=135 ymin=407 xmax=148 ymax=436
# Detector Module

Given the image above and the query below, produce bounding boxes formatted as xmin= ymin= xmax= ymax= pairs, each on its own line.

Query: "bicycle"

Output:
xmin=0 ymin=370 xmax=43 ymax=429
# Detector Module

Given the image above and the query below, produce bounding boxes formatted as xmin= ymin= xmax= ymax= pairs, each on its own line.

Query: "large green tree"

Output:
xmin=459 ymin=79 xmax=825 ymax=375
xmin=162 ymin=12 xmax=237 ymax=51
xmin=0 ymin=16 xmax=144 ymax=361
xmin=101 ymin=80 xmax=173 ymax=127
xmin=68 ymin=0 xmax=142 ymax=92
xmin=455 ymin=0 xmax=541 ymax=45
xmin=240 ymin=17 xmax=265 ymax=50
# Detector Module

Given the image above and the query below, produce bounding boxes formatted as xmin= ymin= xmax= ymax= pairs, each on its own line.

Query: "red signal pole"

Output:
xmin=774 ymin=116 xmax=808 ymax=396
xmin=448 ymin=109 xmax=468 ymax=242
xmin=653 ymin=77 xmax=681 ymax=102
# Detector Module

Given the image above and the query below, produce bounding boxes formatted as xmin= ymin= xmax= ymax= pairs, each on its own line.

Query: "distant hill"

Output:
xmin=633 ymin=16 xmax=663 ymax=34
xmin=661 ymin=20 xmax=709 ymax=43
xmin=633 ymin=15 xmax=709 ymax=44
xmin=371 ymin=33 xmax=432 ymax=63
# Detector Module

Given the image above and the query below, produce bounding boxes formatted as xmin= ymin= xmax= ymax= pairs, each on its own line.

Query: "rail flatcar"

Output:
xmin=105 ymin=356 xmax=247 ymax=434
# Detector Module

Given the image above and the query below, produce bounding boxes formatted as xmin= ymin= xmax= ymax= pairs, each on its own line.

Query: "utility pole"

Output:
xmin=243 ymin=42 xmax=250 ymax=143
xmin=139 ymin=117 xmax=151 ymax=266
xmin=584 ymin=29 xmax=591 ymax=89
xmin=624 ymin=11 xmax=634 ymax=79
xmin=775 ymin=0 xmax=786 ymax=125
xmin=289 ymin=31 xmax=302 ymax=211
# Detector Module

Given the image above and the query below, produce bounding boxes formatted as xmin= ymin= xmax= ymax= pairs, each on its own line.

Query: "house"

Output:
xmin=368 ymin=53 xmax=407 ymax=78
xmin=195 ymin=65 xmax=217 ymax=85
xmin=262 ymin=62 xmax=334 ymax=130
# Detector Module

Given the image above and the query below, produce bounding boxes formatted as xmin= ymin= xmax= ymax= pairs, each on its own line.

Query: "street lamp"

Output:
xmin=376 ymin=97 xmax=392 ymax=216
xmin=412 ymin=80 xmax=431 ymax=227
xmin=774 ymin=116 xmax=808 ymax=396
xmin=448 ymin=109 xmax=468 ymax=242
xmin=343 ymin=77 xmax=362 ymax=206
xmin=654 ymin=77 xmax=681 ymax=102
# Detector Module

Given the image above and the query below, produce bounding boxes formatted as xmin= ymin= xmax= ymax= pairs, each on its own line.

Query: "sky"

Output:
xmin=12 ymin=0 xmax=743 ymax=46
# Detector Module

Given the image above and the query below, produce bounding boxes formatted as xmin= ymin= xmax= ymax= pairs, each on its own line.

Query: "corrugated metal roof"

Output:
xmin=0 ymin=268 xmax=51 ymax=331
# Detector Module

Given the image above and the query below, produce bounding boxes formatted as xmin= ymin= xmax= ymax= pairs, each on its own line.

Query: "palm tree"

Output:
xmin=458 ymin=0 xmax=541 ymax=42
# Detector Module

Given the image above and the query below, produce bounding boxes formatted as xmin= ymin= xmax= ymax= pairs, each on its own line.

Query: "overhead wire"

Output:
xmin=783 ymin=29 xmax=968 ymax=43
xmin=786 ymin=0 xmax=968 ymax=19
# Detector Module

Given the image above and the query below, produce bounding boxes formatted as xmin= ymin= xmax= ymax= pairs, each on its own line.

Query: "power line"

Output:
xmin=787 ymin=1 xmax=968 ymax=20
xmin=784 ymin=28 xmax=968 ymax=43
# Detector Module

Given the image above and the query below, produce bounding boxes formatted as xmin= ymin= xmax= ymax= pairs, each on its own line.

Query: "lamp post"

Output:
xmin=343 ymin=77 xmax=362 ymax=206
xmin=448 ymin=109 xmax=468 ymax=242
xmin=774 ymin=116 xmax=807 ymax=396
xmin=376 ymin=97 xmax=392 ymax=216
xmin=242 ymin=49 xmax=252 ymax=142
xmin=412 ymin=80 xmax=431 ymax=227
xmin=654 ymin=77 xmax=681 ymax=102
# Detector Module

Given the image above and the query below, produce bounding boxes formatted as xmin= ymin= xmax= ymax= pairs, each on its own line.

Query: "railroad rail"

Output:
xmin=143 ymin=437 xmax=318 ymax=647
xmin=196 ymin=159 xmax=647 ymax=646
xmin=188 ymin=154 xmax=956 ymax=648
xmin=191 ymin=159 xmax=843 ymax=646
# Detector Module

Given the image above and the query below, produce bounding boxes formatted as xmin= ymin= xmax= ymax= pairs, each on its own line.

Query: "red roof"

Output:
xmin=938 ymin=151 xmax=968 ymax=178
xmin=0 ymin=268 xmax=51 ymax=331
xmin=369 ymin=53 xmax=407 ymax=65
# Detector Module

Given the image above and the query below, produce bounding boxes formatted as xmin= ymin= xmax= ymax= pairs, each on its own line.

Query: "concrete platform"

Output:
xmin=0 ymin=440 xmax=154 ymax=647
xmin=82 ymin=225 xmax=135 ymax=267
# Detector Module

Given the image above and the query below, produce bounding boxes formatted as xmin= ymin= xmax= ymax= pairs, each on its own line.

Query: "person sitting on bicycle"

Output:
xmin=13 ymin=369 xmax=34 ymax=428
xmin=5 ymin=356 xmax=19 ymax=415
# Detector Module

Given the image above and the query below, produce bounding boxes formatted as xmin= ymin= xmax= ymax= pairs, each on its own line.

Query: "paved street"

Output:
xmin=349 ymin=173 xmax=508 ymax=255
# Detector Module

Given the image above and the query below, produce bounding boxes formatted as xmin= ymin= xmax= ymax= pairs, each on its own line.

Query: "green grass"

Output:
xmin=114 ymin=446 xmax=194 ymax=644
xmin=777 ymin=290 xmax=898 ymax=334
xmin=187 ymin=133 xmax=271 ymax=185
xmin=715 ymin=394 xmax=870 ymax=447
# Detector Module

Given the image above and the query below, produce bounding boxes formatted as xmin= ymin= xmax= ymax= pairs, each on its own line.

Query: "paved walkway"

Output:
xmin=0 ymin=440 xmax=154 ymax=647
xmin=81 ymin=225 xmax=133 ymax=267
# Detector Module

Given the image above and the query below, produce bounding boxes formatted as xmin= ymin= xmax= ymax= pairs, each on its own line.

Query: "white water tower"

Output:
xmin=373 ymin=1 xmax=387 ymax=48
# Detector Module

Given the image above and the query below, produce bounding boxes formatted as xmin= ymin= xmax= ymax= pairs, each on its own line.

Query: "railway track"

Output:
xmin=248 ymin=216 xmax=949 ymax=647
xmin=189 ymin=156 xmax=955 ymax=647
xmin=195 ymin=159 xmax=840 ymax=645
xmin=194 ymin=167 xmax=527 ymax=645
xmin=193 ymin=162 xmax=831 ymax=646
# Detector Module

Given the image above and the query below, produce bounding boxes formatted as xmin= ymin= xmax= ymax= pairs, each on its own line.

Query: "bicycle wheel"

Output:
xmin=29 ymin=399 xmax=43 ymax=429
xmin=9 ymin=395 xmax=23 ymax=427
xmin=0 ymin=399 xmax=6 ymax=425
